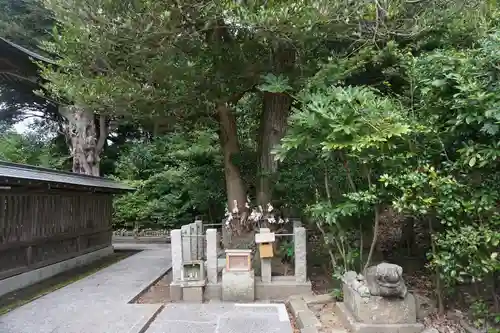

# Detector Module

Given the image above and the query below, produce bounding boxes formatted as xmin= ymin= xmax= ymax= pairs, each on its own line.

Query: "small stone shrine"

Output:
xmin=170 ymin=221 xmax=311 ymax=302
xmin=336 ymin=263 xmax=424 ymax=333
xmin=182 ymin=260 xmax=205 ymax=281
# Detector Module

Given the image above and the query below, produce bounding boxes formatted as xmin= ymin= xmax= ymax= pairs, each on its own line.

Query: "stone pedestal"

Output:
xmin=336 ymin=282 xmax=424 ymax=333
xmin=182 ymin=280 xmax=205 ymax=302
xmin=336 ymin=303 xmax=424 ymax=333
xmin=222 ymin=269 xmax=255 ymax=302
xmin=343 ymin=283 xmax=417 ymax=324
xmin=170 ymin=280 xmax=206 ymax=302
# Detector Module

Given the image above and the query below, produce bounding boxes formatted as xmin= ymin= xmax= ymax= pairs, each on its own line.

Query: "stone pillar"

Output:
xmin=181 ymin=224 xmax=192 ymax=262
xmin=259 ymin=228 xmax=272 ymax=283
xmin=171 ymin=229 xmax=183 ymax=282
xmin=195 ymin=219 xmax=204 ymax=259
xmin=206 ymin=228 xmax=218 ymax=284
xmin=294 ymin=226 xmax=307 ymax=283
xmin=292 ymin=218 xmax=302 ymax=228
xmin=190 ymin=223 xmax=197 ymax=260
xmin=261 ymin=258 xmax=272 ymax=283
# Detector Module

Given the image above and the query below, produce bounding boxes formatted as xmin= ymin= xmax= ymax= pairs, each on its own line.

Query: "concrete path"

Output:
xmin=145 ymin=302 xmax=293 ymax=333
xmin=0 ymin=243 xmax=171 ymax=333
xmin=0 ymin=242 xmax=293 ymax=333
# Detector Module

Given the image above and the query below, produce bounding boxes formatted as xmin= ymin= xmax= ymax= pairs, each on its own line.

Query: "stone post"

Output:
xmin=294 ymin=226 xmax=307 ymax=283
xmin=190 ymin=223 xmax=197 ymax=260
xmin=171 ymin=229 xmax=183 ymax=282
xmin=292 ymin=218 xmax=302 ymax=228
xmin=259 ymin=228 xmax=272 ymax=283
xmin=181 ymin=224 xmax=192 ymax=262
xmin=206 ymin=228 xmax=218 ymax=284
xmin=261 ymin=258 xmax=272 ymax=283
xmin=195 ymin=219 xmax=204 ymax=259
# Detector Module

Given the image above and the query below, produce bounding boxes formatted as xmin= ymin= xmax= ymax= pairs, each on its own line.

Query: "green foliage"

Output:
xmin=3 ymin=0 xmax=500 ymax=320
xmin=0 ymin=124 xmax=64 ymax=168
xmin=112 ymin=130 xmax=226 ymax=229
xmin=410 ymin=31 xmax=500 ymax=170
xmin=276 ymin=76 xmax=420 ymax=272
xmin=381 ymin=165 xmax=500 ymax=285
xmin=0 ymin=0 xmax=53 ymax=50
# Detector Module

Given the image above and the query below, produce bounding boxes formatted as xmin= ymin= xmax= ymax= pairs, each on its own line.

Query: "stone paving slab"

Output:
xmin=0 ymin=243 xmax=171 ymax=333
xmin=145 ymin=303 xmax=293 ymax=333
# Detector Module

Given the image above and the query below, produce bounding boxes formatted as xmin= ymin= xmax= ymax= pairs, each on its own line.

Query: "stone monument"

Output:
xmin=336 ymin=263 xmax=424 ymax=333
xmin=222 ymin=249 xmax=255 ymax=301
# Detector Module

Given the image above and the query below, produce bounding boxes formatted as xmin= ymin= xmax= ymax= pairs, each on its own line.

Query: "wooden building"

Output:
xmin=0 ymin=161 xmax=132 ymax=294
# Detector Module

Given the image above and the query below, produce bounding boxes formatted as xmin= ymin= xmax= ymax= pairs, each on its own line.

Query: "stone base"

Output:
xmin=222 ymin=269 xmax=255 ymax=302
xmin=255 ymin=276 xmax=312 ymax=301
xmin=336 ymin=302 xmax=424 ymax=333
xmin=203 ymin=276 xmax=312 ymax=302
xmin=183 ymin=286 xmax=204 ymax=302
xmin=204 ymin=283 xmax=221 ymax=300
xmin=170 ymin=280 xmax=206 ymax=302
xmin=343 ymin=283 xmax=417 ymax=324
xmin=170 ymin=283 xmax=182 ymax=301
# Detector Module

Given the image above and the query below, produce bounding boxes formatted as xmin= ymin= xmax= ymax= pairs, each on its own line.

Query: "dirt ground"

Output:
xmin=308 ymin=301 xmax=345 ymax=333
xmin=135 ymin=270 xmax=173 ymax=304
xmin=0 ymin=250 xmax=137 ymax=315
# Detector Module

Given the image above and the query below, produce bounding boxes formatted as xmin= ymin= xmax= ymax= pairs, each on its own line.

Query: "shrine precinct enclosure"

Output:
xmin=0 ymin=161 xmax=133 ymax=297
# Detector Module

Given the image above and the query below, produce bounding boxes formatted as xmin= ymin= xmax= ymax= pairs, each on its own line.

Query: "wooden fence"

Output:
xmin=0 ymin=190 xmax=113 ymax=280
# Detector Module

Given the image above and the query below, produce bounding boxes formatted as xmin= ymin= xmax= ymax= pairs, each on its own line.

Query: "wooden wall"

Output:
xmin=0 ymin=189 xmax=113 ymax=280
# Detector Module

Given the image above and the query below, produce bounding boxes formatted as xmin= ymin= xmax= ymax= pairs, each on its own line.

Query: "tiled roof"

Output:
xmin=0 ymin=161 xmax=134 ymax=192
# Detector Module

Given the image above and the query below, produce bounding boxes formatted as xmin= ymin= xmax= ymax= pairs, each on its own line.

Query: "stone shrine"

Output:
xmin=170 ymin=222 xmax=311 ymax=302
xmin=336 ymin=263 xmax=424 ymax=333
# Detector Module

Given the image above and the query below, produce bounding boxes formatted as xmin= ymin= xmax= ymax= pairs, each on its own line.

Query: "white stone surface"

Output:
xmin=255 ymin=232 xmax=275 ymax=244
xmin=206 ymin=229 xmax=218 ymax=284
xmin=171 ymin=229 xmax=183 ymax=282
xmin=145 ymin=303 xmax=292 ymax=333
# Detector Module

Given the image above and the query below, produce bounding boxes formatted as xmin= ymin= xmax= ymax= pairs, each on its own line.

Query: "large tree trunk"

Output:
xmin=256 ymin=92 xmax=292 ymax=207
xmin=59 ymin=105 xmax=107 ymax=176
xmin=256 ymin=45 xmax=295 ymax=207
xmin=217 ymin=103 xmax=248 ymax=234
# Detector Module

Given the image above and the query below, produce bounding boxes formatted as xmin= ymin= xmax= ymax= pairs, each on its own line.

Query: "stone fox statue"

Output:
xmin=365 ymin=263 xmax=408 ymax=299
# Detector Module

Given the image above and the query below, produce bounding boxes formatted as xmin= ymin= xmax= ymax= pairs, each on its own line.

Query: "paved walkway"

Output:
xmin=0 ymin=243 xmax=293 ymax=333
xmin=146 ymin=303 xmax=292 ymax=333
xmin=0 ymin=243 xmax=171 ymax=333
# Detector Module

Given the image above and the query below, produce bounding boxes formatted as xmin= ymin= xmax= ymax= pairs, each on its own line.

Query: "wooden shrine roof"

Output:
xmin=0 ymin=161 xmax=134 ymax=193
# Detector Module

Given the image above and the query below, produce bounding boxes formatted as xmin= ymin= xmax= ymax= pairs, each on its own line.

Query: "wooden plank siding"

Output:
xmin=0 ymin=190 xmax=113 ymax=280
